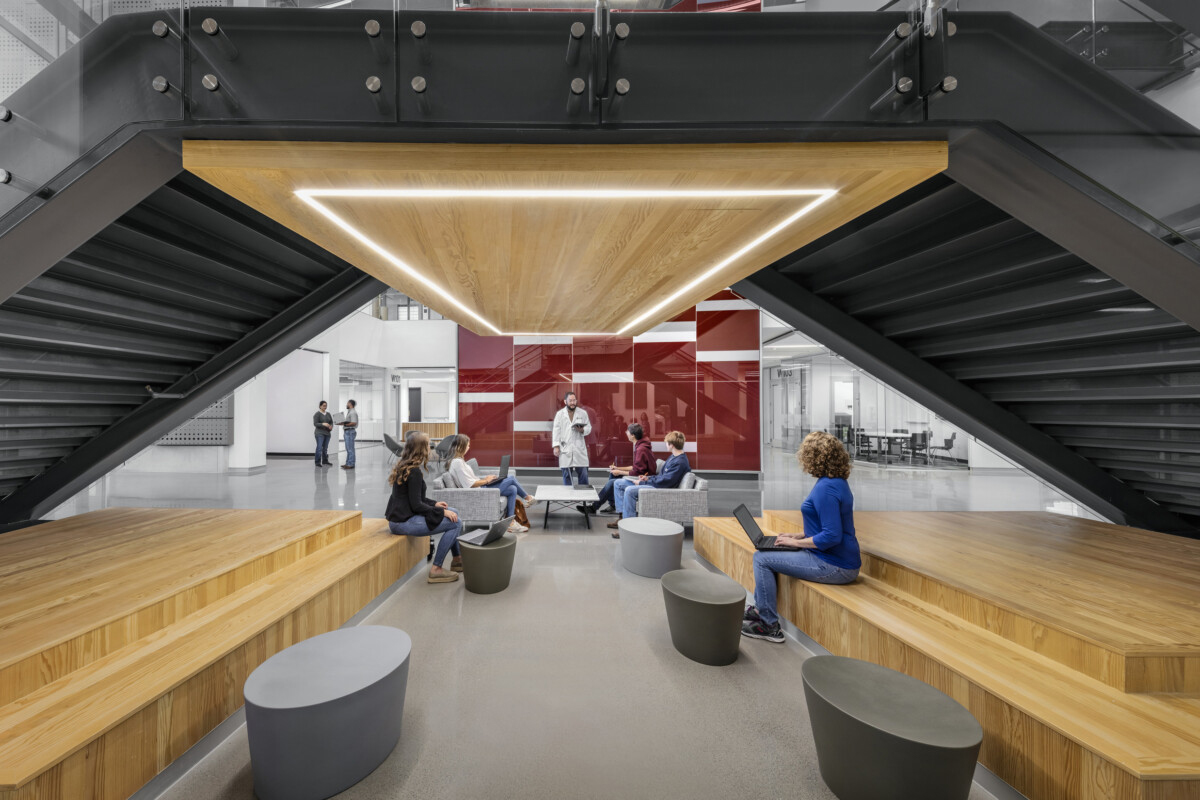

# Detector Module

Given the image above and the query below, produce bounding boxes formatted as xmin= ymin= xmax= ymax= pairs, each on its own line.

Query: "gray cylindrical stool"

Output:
xmin=660 ymin=569 xmax=746 ymax=666
xmin=244 ymin=626 xmax=412 ymax=800
xmin=620 ymin=517 xmax=684 ymax=578
xmin=460 ymin=531 xmax=517 ymax=594
xmin=802 ymin=655 xmax=983 ymax=800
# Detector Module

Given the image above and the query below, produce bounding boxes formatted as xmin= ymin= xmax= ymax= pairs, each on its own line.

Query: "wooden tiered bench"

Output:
xmin=0 ymin=507 xmax=427 ymax=800
xmin=694 ymin=511 xmax=1200 ymax=800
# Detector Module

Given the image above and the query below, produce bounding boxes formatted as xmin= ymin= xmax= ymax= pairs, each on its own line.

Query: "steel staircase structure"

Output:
xmin=1 ymin=7 xmax=1199 ymax=533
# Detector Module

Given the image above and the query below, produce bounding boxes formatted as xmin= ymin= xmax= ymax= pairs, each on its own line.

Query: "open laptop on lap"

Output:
xmin=458 ymin=516 xmax=515 ymax=546
xmin=497 ymin=455 xmax=510 ymax=480
xmin=733 ymin=504 xmax=801 ymax=551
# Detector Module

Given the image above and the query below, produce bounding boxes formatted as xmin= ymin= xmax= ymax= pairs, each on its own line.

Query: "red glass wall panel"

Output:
xmin=696 ymin=308 xmax=759 ymax=353
xmin=514 ymin=341 xmax=572 ymax=383
xmin=512 ymin=382 xmax=572 ymax=467
xmin=573 ymin=336 xmax=633 ymax=375
xmin=697 ymin=378 xmax=760 ymax=471
xmin=698 ymin=359 xmax=760 ymax=383
xmin=633 ymin=381 xmax=697 ymax=442
xmin=574 ymin=382 xmax=636 ymax=466
xmin=458 ymin=328 xmax=514 ymax=391
xmin=633 ymin=340 xmax=698 ymax=382
xmin=458 ymin=402 xmax=513 ymax=467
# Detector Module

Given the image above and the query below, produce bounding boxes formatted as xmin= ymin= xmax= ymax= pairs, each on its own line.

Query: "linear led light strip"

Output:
xmin=295 ymin=187 xmax=837 ymax=336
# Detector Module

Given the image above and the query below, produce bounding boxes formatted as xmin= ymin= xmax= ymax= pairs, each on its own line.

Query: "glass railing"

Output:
xmin=0 ymin=0 xmax=183 ymax=219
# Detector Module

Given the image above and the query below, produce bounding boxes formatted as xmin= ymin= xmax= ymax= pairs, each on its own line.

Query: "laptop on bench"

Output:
xmin=458 ymin=516 xmax=515 ymax=546
xmin=733 ymin=504 xmax=802 ymax=551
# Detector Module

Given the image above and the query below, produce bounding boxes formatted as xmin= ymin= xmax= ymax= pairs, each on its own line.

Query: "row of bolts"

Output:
xmin=147 ymin=18 xmax=630 ymax=115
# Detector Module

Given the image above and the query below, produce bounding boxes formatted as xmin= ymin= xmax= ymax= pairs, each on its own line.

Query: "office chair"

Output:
xmin=929 ymin=432 xmax=957 ymax=465
xmin=382 ymin=433 xmax=403 ymax=465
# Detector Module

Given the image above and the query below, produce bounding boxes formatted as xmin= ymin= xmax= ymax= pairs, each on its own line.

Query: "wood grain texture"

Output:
xmin=0 ymin=508 xmax=362 ymax=706
xmin=0 ymin=518 xmax=426 ymax=798
xmin=401 ymin=422 xmax=457 ymax=439
xmin=761 ymin=510 xmax=1200 ymax=693
xmin=182 ymin=141 xmax=947 ymax=336
xmin=693 ymin=516 xmax=1200 ymax=800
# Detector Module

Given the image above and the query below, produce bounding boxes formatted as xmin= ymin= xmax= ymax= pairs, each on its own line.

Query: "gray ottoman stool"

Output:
xmin=802 ymin=655 xmax=983 ymax=800
xmin=660 ymin=569 xmax=746 ymax=666
xmin=620 ymin=517 xmax=685 ymax=578
xmin=244 ymin=625 xmax=412 ymax=800
xmin=460 ymin=531 xmax=517 ymax=594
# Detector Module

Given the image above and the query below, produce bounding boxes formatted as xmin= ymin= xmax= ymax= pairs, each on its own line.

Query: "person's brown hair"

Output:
xmin=444 ymin=433 xmax=471 ymax=466
xmin=665 ymin=430 xmax=686 ymax=451
xmin=389 ymin=431 xmax=431 ymax=485
xmin=799 ymin=431 xmax=851 ymax=479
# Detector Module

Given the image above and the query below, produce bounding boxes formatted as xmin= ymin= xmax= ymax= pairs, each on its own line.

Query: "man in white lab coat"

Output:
xmin=553 ymin=391 xmax=592 ymax=485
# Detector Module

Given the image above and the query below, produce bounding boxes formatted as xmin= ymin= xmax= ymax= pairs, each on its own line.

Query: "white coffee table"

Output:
xmin=535 ymin=484 xmax=600 ymax=530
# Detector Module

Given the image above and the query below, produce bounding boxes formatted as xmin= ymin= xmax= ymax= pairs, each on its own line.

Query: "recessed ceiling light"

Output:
xmin=295 ymin=187 xmax=837 ymax=336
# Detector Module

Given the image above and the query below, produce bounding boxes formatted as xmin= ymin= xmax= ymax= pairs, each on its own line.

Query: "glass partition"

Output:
xmin=0 ymin=0 xmax=183 ymax=218
xmin=339 ymin=359 xmax=386 ymax=442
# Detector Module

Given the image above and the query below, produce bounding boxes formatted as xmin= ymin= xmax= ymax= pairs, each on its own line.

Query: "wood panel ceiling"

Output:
xmin=183 ymin=141 xmax=947 ymax=335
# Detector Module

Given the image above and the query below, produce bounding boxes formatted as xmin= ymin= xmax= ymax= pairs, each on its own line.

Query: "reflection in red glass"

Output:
xmin=634 ymin=340 xmax=698 ymax=382
xmin=572 ymin=382 xmax=636 ymax=466
xmin=573 ymin=336 xmax=633 ymax=375
xmin=697 ymin=308 xmax=758 ymax=353
xmin=459 ymin=328 xmax=513 ymax=390
xmin=514 ymin=341 xmax=572 ymax=383
xmin=634 ymin=382 xmax=697 ymax=441
xmin=697 ymin=379 xmax=760 ymax=471
xmin=458 ymin=402 xmax=513 ymax=468
xmin=513 ymin=382 xmax=573 ymax=468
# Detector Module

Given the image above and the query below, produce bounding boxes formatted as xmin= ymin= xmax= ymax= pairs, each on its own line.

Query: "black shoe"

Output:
xmin=575 ymin=504 xmax=593 ymax=515
xmin=741 ymin=619 xmax=784 ymax=643
xmin=322 ymin=461 xmax=333 ymax=466
xmin=743 ymin=605 xmax=762 ymax=623
xmin=598 ymin=505 xmax=618 ymax=515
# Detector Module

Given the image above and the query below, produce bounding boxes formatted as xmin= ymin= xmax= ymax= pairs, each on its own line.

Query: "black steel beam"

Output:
xmin=734 ymin=268 xmax=1195 ymax=535
xmin=0 ymin=270 xmax=386 ymax=522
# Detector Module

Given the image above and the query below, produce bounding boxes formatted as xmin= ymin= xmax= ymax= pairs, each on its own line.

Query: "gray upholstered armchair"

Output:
xmin=636 ymin=472 xmax=709 ymax=528
xmin=428 ymin=458 xmax=512 ymax=527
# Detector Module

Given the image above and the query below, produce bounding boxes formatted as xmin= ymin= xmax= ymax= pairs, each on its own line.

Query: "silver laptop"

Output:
xmin=569 ymin=471 xmax=594 ymax=491
xmin=497 ymin=455 xmax=510 ymax=479
xmin=458 ymin=516 xmax=515 ymax=546
xmin=331 ymin=411 xmax=346 ymax=424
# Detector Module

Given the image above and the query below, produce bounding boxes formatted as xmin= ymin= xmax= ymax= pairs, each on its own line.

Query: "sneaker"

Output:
xmin=743 ymin=605 xmax=762 ymax=623
xmin=427 ymin=569 xmax=459 ymax=584
xmin=741 ymin=619 xmax=785 ymax=643
xmin=508 ymin=522 xmax=529 ymax=533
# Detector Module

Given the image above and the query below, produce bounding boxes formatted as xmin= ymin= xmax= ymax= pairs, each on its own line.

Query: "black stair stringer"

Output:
xmin=734 ymin=268 xmax=1194 ymax=535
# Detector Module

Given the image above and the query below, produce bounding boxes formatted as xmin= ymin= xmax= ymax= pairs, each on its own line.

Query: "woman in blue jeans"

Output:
xmin=742 ymin=431 xmax=861 ymax=643
xmin=443 ymin=434 xmax=536 ymax=533
xmin=385 ymin=431 xmax=463 ymax=583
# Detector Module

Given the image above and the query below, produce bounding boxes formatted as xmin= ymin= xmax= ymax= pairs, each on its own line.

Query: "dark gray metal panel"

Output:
xmin=946 ymin=126 xmax=1200 ymax=338
xmin=0 ymin=133 xmax=182 ymax=305
xmin=1140 ymin=0 xmax=1200 ymax=40
xmin=734 ymin=269 xmax=1193 ymax=534
xmin=0 ymin=271 xmax=386 ymax=522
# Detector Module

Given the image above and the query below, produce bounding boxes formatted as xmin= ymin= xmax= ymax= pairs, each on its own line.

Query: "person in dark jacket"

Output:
xmin=610 ymin=430 xmax=691 ymax=534
xmin=578 ymin=422 xmax=656 ymax=517
xmin=313 ymin=401 xmax=334 ymax=467
xmin=385 ymin=431 xmax=463 ymax=583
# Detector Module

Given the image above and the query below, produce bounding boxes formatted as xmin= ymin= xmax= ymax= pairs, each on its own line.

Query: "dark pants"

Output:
xmin=593 ymin=475 xmax=619 ymax=510
xmin=560 ymin=466 xmax=589 ymax=486
xmin=314 ymin=432 xmax=330 ymax=465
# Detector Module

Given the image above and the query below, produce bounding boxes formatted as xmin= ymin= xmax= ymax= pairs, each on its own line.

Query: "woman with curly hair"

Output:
xmin=742 ymin=431 xmax=860 ymax=643
xmin=385 ymin=431 xmax=463 ymax=583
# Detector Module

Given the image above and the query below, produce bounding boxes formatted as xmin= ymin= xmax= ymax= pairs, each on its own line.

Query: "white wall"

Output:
xmin=264 ymin=349 xmax=328 ymax=454
xmin=229 ymin=377 xmax=267 ymax=471
xmin=968 ymin=436 xmax=1021 ymax=470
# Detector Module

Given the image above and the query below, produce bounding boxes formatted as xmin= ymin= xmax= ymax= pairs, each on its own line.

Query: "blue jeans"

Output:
xmin=492 ymin=475 xmax=530 ymax=516
xmin=594 ymin=475 xmax=619 ymax=510
xmin=613 ymin=477 xmax=636 ymax=515
xmin=388 ymin=508 xmax=462 ymax=567
xmin=752 ymin=550 xmax=858 ymax=626
xmin=560 ymin=466 xmax=589 ymax=486
xmin=621 ymin=483 xmax=647 ymax=518
xmin=343 ymin=428 xmax=357 ymax=467
xmin=314 ymin=432 xmax=330 ymax=465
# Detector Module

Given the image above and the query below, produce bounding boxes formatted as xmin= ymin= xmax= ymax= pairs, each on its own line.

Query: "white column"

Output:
xmin=228 ymin=377 xmax=267 ymax=473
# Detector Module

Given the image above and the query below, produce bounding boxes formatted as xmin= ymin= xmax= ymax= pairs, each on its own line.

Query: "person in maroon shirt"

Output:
xmin=579 ymin=422 xmax=657 ymax=517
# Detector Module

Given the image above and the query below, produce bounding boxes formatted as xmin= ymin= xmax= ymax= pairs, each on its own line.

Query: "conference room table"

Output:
xmin=857 ymin=432 xmax=915 ymax=464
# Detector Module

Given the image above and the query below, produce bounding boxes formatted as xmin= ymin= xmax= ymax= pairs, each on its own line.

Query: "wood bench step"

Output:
xmin=694 ymin=517 xmax=1200 ymax=800
xmin=0 ymin=507 xmax=362 ymax=705
xmin=763 ymin=510 xmax=1200 ymax=694
xmin=0 ymin=519 xmax=427 ymax=800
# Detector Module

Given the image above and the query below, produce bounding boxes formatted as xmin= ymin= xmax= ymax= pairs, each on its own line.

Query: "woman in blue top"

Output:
xmin=742 ymin=431 xmax=860 ymax=643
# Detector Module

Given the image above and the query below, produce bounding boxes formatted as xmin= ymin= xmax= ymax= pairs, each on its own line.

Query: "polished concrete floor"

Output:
xmin=155 ymin=530 xmax=1000 ymax=800
xmin=51 ymin=441 xmax=1100 ymax=524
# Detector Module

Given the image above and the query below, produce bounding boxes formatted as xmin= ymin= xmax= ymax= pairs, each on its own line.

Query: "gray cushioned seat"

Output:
xmin=802 ymin=655 xmax=983 ymax=800
xmin=244 ymin=626 xmax=411 ymax=800
xmin=460 ymin=531 xmax=517 ymax=594
xmin=660 ymin=569 xmax=745 ymax=666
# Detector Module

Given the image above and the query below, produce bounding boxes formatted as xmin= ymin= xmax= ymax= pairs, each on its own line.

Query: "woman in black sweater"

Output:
xmin=386 ymin=431 xmax=463 ymax=583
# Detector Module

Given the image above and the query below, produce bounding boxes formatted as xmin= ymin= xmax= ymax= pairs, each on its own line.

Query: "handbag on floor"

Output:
xmin=513 ymin=502 xmax=530 ymax=529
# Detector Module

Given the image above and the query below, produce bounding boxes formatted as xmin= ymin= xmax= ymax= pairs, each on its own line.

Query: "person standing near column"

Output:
xmin=313 ymin=400 xmax=333 ymax=467
xmin=552 ymin=391 xmax=591 ymax=485
xmin=339 ymin=399 xmax=358 ymax=470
